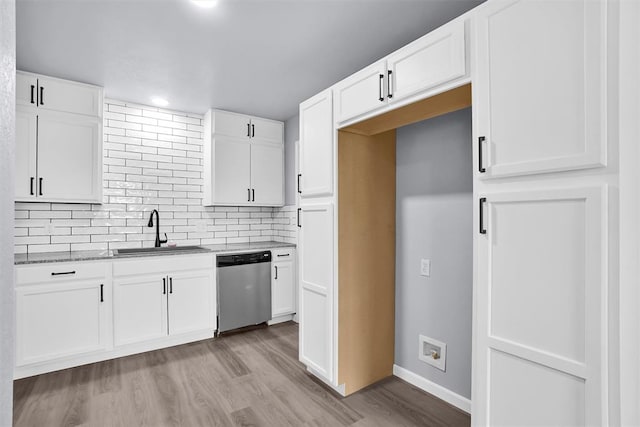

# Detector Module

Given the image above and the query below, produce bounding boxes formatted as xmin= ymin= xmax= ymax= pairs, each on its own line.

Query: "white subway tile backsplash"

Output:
xmin=14 ymin=99 xmax=295 ymax=254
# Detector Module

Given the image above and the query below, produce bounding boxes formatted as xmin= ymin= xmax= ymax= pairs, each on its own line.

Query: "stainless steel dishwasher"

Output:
xmin=217 ymin=251 xmax=272 ymax=334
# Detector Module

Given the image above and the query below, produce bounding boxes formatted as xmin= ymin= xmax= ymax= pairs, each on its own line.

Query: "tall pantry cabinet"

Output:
xmin=297 ymin=0 xmax=622 ymax=424
xmin=298 ymin=89 xmax=337 ymax=386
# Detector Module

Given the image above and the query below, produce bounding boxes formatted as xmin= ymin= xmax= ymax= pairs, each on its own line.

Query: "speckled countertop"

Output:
xmin=14 ymin=241 xmax=296 ymax=265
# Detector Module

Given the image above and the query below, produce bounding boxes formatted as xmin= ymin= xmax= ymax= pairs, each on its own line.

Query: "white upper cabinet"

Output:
xmin=474 ymin=0 xmax=606 ymax=178
xmin=251 ymin=141 xmax=284 ymax=205
xmin=251 ymin=117 xmax=284 ymax=143
xmin=213 ymin=137 xmax=252 ymax=205
xmin=15 ymin=107 xmax=37 ymax=201
xmin=36 ymin=111 xmax=101 ymax=203
xmin=334 ymin=18 xmax=467 ymax=124
xmin=203 ymin=109 xmax=284 ymax=207
xmin=16 ymin=72 xmax=102 ymax=116
xmin=299 ymin=89 xmax=334 ymax=199
xmin=334 ymin=60 xmax=387 ymax=124
xmin=387 ymin=19 xmax=466 ymax=103
xmin=15 ymin=71 xmax=103 ymax=203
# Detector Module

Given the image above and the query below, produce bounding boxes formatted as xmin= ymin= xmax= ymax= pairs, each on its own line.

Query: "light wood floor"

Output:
xmin=13 ymin=322 xmax=470 ymax=427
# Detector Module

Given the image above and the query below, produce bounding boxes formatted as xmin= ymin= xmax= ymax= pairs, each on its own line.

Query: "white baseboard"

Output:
xmin=393 ymin=364 xmax=471 ymax=414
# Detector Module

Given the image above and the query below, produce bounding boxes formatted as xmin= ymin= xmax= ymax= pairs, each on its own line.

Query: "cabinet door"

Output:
xmin=213 ymin=136 xmax=251 ymax=205
xmin=250 ymin=117 xmax=283 ymax=143
xmin=299 ymin=89 xmax=333 ymax=198
xmin=250 ymin=141 xmax=284 ymax=206
xmin=16 ymin=72 xmax=38 ymax=108
xmin=475 ymin=0 xmax=606 ymax=178
xmin=15 ymin=108 xmax=37 ymax=201
xmin=299 ymin=203 xmax=334 ymax=383
xmin=272 ymin=260 xmax=295 ymax=317
xmin=212 ymin=110 xmax=251 ymax=139
xmin=113 ymin=275 xmax=167 ymax=346
xmin=475 ymin=187 xmax=605 ymax=426
xmin=36 ymin=76 xmax=102 ymax=116
xmin=167 ymin=269 xmax=215 ymax=336
xmin=37 ymin=111 xmax=101 ymax=203
xmin=334 ymin=60 xmax=387 ymax=123
xmin=387 ymin=19 xmax=465 ymax=103
xmin=16 ymin=280 xmax=108 ymax=366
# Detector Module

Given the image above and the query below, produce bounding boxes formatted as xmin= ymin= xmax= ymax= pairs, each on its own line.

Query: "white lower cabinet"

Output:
xmin=298 ymin=203 xmax=335 ymax=384
xmin=113 ymin=254 xmax=216 ymax=347
xmin=15 ymin=254 xmax=216 ymax=379
xmin=113 ymin=274 xmax=168 ymax=346
xmin=271 ymin=248 xmax=296 ymax=319
xmin=15 ymin=262 xmax=110 ymax=372
xmin=167 ymin=269 xmax=216 ymax=336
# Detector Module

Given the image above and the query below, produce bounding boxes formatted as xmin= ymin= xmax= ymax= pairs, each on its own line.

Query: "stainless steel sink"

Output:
xmin=113 ymin=246 xmax=208 ymax=256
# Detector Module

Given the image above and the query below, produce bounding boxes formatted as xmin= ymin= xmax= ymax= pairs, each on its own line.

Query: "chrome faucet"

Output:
xmin=147 ymin=209 xmax=168 ymax=248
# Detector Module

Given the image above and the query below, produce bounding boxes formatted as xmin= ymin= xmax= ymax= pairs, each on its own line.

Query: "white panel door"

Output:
xmin=475 ymin=0 xmax=606 ymax=178
xmin=299 ymin=89 xmax=333 ymax=198
xmin=213 ymin=136 xmax=251 ymax=205
xmin=212 ymin=110 xmax=251 ymax=139
xmin=167 ymin=269 xmax=215 ymax=336
xmin=36 ymin=76 xmax=102 ymax=117
xmin=37 ymin=111 xmax=101 ymax=202
xmin=475 ymin=187 xmax=605 ymax=426
xmin=299 ymin=203 xmax=334 ymax=383
xmin=16 ymin=280 xmax=108 ymax=366
xmin=113 ymin=275 xmax=167 ymax=346
xmin=250 ymin=141 xmax=284 ymax=206
xmin=334 ymin=60 xmax=387 ymax=123
xmin=272 ymin=260 xmax=295 ymax=317
xmin=15 ymin=108 xmax=37 ymax=201
xmin=387 ymin=19 xmax=466 ymax=103
xmin=16 ymin=72 xmax=38 ymax=108
xmin=250 ymin=117 xmax=283 ymax=143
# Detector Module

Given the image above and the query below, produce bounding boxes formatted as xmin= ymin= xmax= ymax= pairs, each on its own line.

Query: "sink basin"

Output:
xmin=113 ymin=246 xmax=208 ymax=256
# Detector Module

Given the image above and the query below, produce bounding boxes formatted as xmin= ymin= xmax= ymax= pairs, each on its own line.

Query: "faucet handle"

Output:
xmin=160 ymin=233 xmax=168 ymax=244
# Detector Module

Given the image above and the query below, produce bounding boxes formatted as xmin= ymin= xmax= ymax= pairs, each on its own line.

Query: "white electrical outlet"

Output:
xmin=418 ymin=335 xmax=446 ymax=371
xmin=420 ymin=259 xmax=431 ymax=277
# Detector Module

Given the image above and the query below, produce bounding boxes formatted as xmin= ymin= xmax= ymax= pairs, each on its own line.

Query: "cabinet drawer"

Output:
xmin=113 ymin=254 xmax=215 ymax=277
xmin=272 ymin=248 xmax=295 ymax=260
xmin=16 ymin=261 xmax=108 ymax=286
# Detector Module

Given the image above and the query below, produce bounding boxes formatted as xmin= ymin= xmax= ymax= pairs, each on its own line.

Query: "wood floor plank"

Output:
xmin=14 ymin=322 xmax=470 ymax=427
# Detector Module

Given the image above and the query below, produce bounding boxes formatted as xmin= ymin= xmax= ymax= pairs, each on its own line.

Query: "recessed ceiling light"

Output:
xmin=151 ymin=97 xmax=169 ymax=107
xmin=191 ymin=0 xmax=218 ymax=8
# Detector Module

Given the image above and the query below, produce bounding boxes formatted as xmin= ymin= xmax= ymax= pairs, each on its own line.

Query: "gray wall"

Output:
xmin=0 ymin=0 xmax=16 ymax=423
xmin=284 ymin=114 xmax=299 ymax=206
xmin=395 ymin=108 xmax=473 ymax=399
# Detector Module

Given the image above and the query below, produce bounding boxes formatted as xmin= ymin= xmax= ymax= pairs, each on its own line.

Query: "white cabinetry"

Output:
xmin=15 ymin=71 xmax=103 ymax=203
xmin=203 ymin=109 xmax=284 ymax=207
xmin=474 ymin=0 xmax=606 ymax=178
xmin=271 ymin=248 xmax=296 ymax=320
xmin=334 ymin=19 xmax=466 ymax=124
xmin=299 ymin=89 xmax=334 ymax=198
xmin=15 ymin=262 xmax=110 ymax=373
xmin=113 ymin=254 xmax=216 ymax=348
xmin=472 ymin=1 xmax=613 ymax=425
xmin=299 ymin=204 xmax=335 ymax=383
xmin=476 ymin=187 xmax=605 ymax=426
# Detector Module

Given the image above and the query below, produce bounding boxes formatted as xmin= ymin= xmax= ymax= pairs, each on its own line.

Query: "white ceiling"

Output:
xmin=16 ymin=0 xmax=483 ymax=121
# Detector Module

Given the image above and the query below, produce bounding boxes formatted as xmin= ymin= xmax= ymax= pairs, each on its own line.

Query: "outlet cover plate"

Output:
xmin=420 ymin=259 xmax=431 ymax=277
